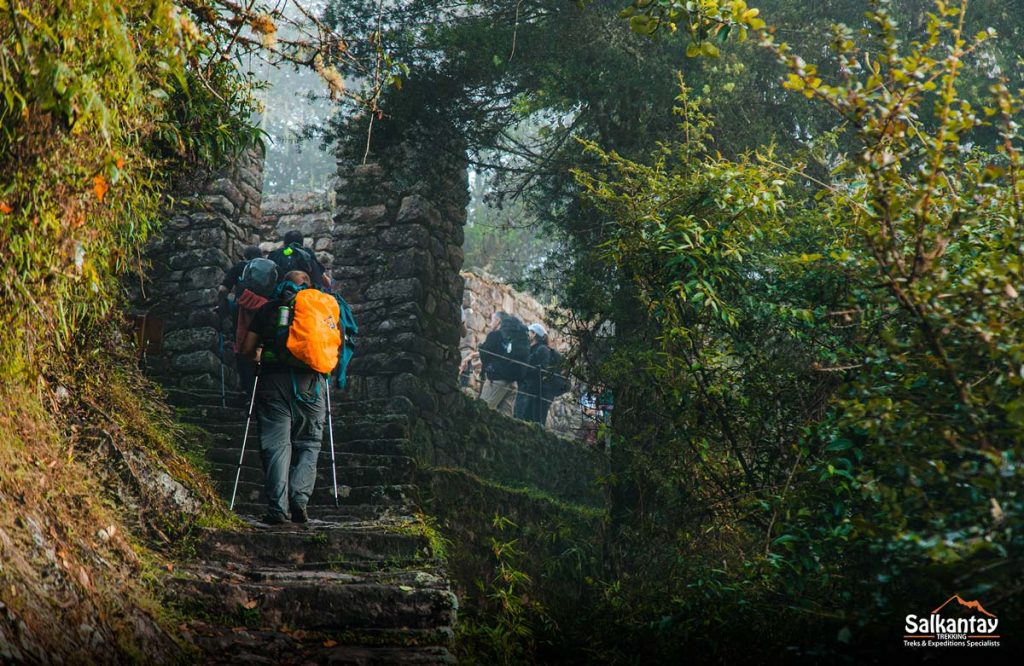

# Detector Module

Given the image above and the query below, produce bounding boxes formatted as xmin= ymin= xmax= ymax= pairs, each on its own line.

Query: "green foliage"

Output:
xmin=616 ymin=0 xmax=767 ymax=43
xmin=570 ymin=0 xmax=1023 ymax=656
xmin=764 ymin=0 xmax=1024 ymax=628
xmin=456 ymin=514 xmax=552 ymax=665
xmin=0 ymin=0 xmax=262 ymax=384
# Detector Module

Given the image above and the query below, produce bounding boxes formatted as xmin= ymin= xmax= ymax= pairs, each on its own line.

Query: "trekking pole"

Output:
xmin=218 ymin=330 xmax=226 ymax=408
xmin=325 ymin=377 xmax=339 ymax=507
xmin=229 ymin=360 xmax=260 ymax=511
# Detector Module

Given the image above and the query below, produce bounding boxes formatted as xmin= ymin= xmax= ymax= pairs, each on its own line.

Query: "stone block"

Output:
xmin=188 ymin=307 xmax=220 ymax=327
xmin=389 ymin=373 xmax=436 ymax=412
xmin=208 ymin=177 xmax=243 ymax=211
xmin=177 ymin=287 xmax=219 ymax=307
xmin=396 ymin=195 xmax=441 ymax=226
xmin=172 ymin=350 xmax=221 ymax=374
xmin=380 ymin=225 xmax=430 ymax=248
xmin=376 ymin=315 xmax=419 ymax=334
xmin=385 ymin=352 xmax=427 ymax=374
xmin=331 ymin=222 xmax=365 ymax=240
xmin=338 ymin=204 xmax=388 ymax=226
xmin=365 ymin=278 xmax=422 ymax=303
xmin=168 ymin=247 xmax=231 ymax=270
xmin=200 ymin=194 xmax=235 ymax=217
xmin=184 ymin=265 xmax=225 ymax=290
xmin=162 ymin=327 xmax=218 ymax=353
xmin=183 ymin=227 xmax=228 ymax=249
xmin=386 ymin=248 xmax=433 ymax=280
xmin=166 ymin=214 xmax=192 ymax=231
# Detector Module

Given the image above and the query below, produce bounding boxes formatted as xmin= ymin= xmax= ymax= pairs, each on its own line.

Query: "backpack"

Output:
xmin=238 ymin=257 xmax=278 ymax=297
xmin=332 ymin=292 xmax=358 ymax=389
xmin=501 ymin=321 xmax=531 ymax=381
xmin=269 ymin=284 xmax=342 ymax=374
xmin=543 ymin=348 xmax=571 ymax=397
xmin=269 ymin=243 xmax=324 ymax=287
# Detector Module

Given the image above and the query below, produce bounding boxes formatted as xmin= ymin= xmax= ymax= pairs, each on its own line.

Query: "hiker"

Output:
xmin=268 ymin=230 xmax=329 ymax=290
xmin=239 ymin=270 xmax=342 ymax=525
xmin=229 ymin=247 xmax=279 ymax=392
xmin=220 ymin=245 xmax=262 ymax=299
xmin=217 ymin=245 xmax=261 ymax=326
xmin=515 ymin=323 xmax=554 ymax=425
xmin=478 ymin=311 xmax=529 ymax=417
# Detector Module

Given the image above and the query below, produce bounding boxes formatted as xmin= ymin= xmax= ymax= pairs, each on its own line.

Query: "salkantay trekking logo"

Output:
xmin=904 ymin=594 xmax=1001 ymax=648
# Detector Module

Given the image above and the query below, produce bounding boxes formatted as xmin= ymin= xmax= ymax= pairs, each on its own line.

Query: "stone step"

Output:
xmin=223 ymin=481 xmax=416 ymax=508
xmin=164 ymin=387 xmax=250 ymax=410
xmin=170 ymin=575 xmax=456 ymax=633
xmin=206 ymin=448 xmax=413 ymax=471
xmin=201 ymin=432 xmax=413 ymax=459
xmin=196 ymin=527 xmax=432 ymax=566
xmin=185 ymin=417 xmax=410 ymax=443
xmin=179 ymin=403 xmax=408 ymax=426
xmin=210 ymin=462 xmax=414 ymax=488
xmin=183 ymin=622 xmax=456 ymax=662
xmin=189 ymin=635 xmax=456 ymax=666
xmin=215 ymin=565 xmax=449 ymax=589
xmin=331 ymin=439 xmax=412 ymax=457
xmin=229 ymin=504 xmax=401 ymax=523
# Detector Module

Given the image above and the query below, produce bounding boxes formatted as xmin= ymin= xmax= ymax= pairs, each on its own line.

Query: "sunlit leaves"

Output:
xmin=614 ymin=0 xmax=767 ymax=48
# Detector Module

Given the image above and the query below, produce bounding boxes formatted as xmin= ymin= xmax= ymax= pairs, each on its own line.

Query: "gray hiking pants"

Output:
xmin=256 ymin=371 xmax=326 ymax=517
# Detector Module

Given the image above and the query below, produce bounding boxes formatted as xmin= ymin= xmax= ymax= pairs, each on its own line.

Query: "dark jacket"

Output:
xmin=479 ymin=318 xmax=527 ymax=382
xmin=267 ymin=242 xmax=327 ymax=288
xmin=520 ymin=341 xmax=552 ymax=393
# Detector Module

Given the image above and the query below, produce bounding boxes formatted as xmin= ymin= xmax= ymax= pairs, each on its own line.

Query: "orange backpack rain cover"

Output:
xmin=286 ymin=289 xmax=342 ymax=374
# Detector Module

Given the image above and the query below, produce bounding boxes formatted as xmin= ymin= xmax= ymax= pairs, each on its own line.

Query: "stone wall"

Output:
xmin=257 ymin=190 xmax=336 ymax=269
xmin=412 ymin=392 xmax=605 ymax=507
xmin=131 ymin=148 xmax=263 ymax=390
xmin=332 ymin=120 xmax=469 ymax=412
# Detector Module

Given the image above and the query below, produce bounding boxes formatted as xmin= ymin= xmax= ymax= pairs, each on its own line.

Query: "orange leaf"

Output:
xmin=0 ymin=202 xmax=11 ymax=214
xmin=93 ymin=174 xmax=109 ymax=201
xmin=323 ymin=640 xmax=338 ymax=648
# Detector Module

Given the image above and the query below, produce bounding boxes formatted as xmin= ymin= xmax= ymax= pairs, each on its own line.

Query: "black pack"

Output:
xmin=543 ymin=348 xmax=571 ymax=397
xmin=268 ymin=242 xmax=324 ymax=287
xmin=238 ymin=257 xmax=278 ymax=297
xmin=500 ymin=321 xmax=531 ymax=381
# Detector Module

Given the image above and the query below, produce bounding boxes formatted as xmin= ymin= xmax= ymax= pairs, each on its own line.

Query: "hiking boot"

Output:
xmin=290 ymin=505 xmax=309 ymax=524
xmin=260 ymin=512 xmax=287 ymax=526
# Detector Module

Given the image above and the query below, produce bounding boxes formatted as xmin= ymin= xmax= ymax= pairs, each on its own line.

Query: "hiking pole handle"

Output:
xmin=229 ymin=360 xmax=260 ymax=511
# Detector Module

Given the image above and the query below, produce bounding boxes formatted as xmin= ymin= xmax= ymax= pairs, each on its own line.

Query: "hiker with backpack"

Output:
xmin=230 ymin=249 xmax=279 ymax=392
xmin=268 ymin=230 xmax=330 ymax=290
xmin=478 ymin=311 xmax=530 ymax=417
xmin=514 ymin=323 xmax=567 ymax=426
xmin=239 ymin=270 xmax=343 ymax=525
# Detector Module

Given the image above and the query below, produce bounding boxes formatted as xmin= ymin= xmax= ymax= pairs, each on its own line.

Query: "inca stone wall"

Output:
xmin=331 ymin=121 xmax=468 ymax=412
xmin=130 ymin=148 xmax=263 ymax=390
xmin=258 ymin=191 xmax=336 ymax=269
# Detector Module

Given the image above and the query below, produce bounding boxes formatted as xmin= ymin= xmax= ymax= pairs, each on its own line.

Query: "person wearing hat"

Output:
xmin=515 ymin=322 xmax=554 ymax=425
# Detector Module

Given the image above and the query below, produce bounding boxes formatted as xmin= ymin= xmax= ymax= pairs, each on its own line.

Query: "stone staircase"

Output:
xmin=164 ymin=387 xmax=457 ymax=664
